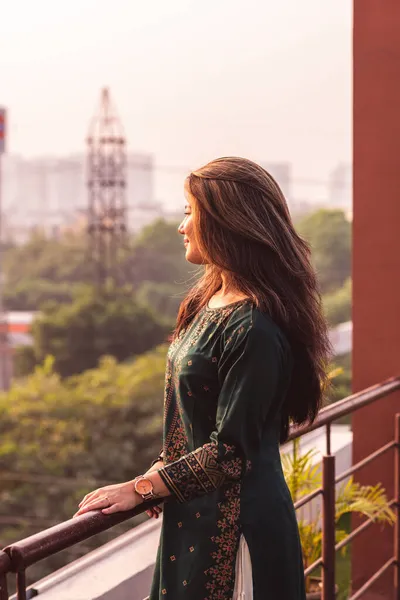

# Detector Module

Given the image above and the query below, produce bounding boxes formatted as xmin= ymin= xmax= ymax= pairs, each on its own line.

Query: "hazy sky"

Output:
xmin=1 ymin=0 xmax=352 ymax=206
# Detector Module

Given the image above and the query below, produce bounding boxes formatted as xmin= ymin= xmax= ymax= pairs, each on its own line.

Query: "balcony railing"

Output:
xmin=1 ymin=377 xmax=399 ymax=600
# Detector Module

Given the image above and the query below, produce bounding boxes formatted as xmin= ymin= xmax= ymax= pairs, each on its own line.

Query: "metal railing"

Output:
xmin=1 ymin=376 xmax=399 ymax=600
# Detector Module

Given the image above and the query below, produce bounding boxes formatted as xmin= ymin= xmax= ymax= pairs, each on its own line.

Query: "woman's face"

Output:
xmin=178 ymin=187 xmax=205 ymax=265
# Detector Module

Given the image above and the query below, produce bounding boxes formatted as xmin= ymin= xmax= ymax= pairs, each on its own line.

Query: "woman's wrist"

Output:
xmin=146 ymin=459 xmax=164 ymax=475
xmin=131 ymin=471 xmax=169 ymax=502
xmin=150 ymin=455 xmax=164 ymax=468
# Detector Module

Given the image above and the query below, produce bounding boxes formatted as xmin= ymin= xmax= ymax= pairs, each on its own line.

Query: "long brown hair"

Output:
xmin=175 ymin=156 xmax=332 ymax=442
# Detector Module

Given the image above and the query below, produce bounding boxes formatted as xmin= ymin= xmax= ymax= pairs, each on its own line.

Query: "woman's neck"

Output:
xmin=208 ymin=275 xmax=248 ymax=308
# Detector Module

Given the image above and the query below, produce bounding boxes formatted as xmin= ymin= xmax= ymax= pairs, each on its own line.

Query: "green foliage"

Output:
xmin=4 ymin=232 xmax=91 ymax=287
xmin=296 ymin=209 xmax=351 ymax=294
xmin=123 ymin=219 xmax=192 ymax=288
xmin=30 ymin=285 xmax=170 ymax=377
xmin=136 ymin=280 xmax=186 ymax=322
xmin=3 ymin=220 xmax=192 ymax=312
xmin=13 ymin=345 xmax=38 ymax=377
xmin=327 ymin=353 xmax=352 ymax=406
xmin=4 ymin=279 xmax=76 ymax=311
xmin=0 ymin=347 xmax=167 ymax=583
xmin=281 ymin=438 xmax=395 ymax=591
xmin=323 ymin=278 xmax=352 ymax=327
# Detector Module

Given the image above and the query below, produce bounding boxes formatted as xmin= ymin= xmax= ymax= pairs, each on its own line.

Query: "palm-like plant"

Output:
xmin=281 ymin=436 xmax=396 ymax=594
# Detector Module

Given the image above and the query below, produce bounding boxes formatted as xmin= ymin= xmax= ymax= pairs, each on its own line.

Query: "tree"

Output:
xmin=124 ymin=219 xmax=193 ymax=287
xmin=296 ymin=209 xmax=351 ymax=294
xmin=30 ymin=285 xmax=170 ymax=377
xmin=4 ymin=279 xmax=78 ymax=311
xmin=136 ymin=280 xmax=186 ymax=322
xmin=3 ymin=231 xmax=91 ymax=287
xmin=3 ymin=220 xmax=192 ymax=312
xmin=0 ymin=347 xmax=167 ymax=585
xmin=322 ymin=278 xmax=352 ymax=327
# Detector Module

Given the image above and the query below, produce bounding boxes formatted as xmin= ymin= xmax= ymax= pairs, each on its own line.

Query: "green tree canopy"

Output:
xmin=296 ymin=209 xmax=351 ymax=294
xmin=3 ymin=219 xmax=192 ymax=311
xmin=4 ymin=231 xmax=91 ymax=287
xmin=136 ymin=280 xmax=186 ymax=322
xmin=29 ymin=286 xmax=170 ymax=377
xmin=123 ymin=219 xmax=193 ymax=287
xmin=322 ymin=278 xmax=352 ymax=327
xmin=0 ymin=347 xmax=166 ymax=583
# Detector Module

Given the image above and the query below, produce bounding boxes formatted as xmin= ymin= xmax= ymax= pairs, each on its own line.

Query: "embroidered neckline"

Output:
xmin=205 ymin=298 xmax=250 ymax=313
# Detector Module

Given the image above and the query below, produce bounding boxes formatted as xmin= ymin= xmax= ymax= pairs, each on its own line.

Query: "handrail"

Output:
xmin=335 ymin=440 xmax=396 ymax=484
xmin=3 ymin=499 xmax=161 ymax=572
xmin=0 ymin=551 xmax=11 ymax=574
xmin=1 ymin=377 xmax=399 ymax=600
xmin=287 ymin=375 xmax=400 ymax=441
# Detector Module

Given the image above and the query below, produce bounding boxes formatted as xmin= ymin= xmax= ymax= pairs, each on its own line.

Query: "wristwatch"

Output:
xmin=133 ymin=475 xmax=157 ymax=501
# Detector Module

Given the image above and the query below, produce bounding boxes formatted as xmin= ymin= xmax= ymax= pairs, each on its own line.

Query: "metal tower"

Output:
xmin=87 ymin=88 xmax=127 ymax=287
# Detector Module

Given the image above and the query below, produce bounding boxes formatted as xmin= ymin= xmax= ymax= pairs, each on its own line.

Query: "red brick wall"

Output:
xmin=353 ymin=1 xmax=400 ymax=597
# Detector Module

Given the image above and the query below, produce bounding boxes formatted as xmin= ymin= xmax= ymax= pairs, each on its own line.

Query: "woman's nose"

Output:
xmin=178 ymin=221 xmax=185 ymax=234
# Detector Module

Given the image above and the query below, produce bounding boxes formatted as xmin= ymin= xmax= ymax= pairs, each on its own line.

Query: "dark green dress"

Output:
xmin=150 ymin=300 xmax=306 ymax=600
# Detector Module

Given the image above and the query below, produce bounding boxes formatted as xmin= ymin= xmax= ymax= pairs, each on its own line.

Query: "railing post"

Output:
xmin=0 ymin=575 xmax=8 ymax=600
xmin=16 ymin=571 xmax=27 ymax=600
xmin=326 ymin=423 xmax=331 ymax=455
xmin=322 ymin=454 xmax=336 ymax=600
xmin=395 ymin=413 xmax=400 ymax=600
xmin=0 ymin=551 xmax=10 ymax=600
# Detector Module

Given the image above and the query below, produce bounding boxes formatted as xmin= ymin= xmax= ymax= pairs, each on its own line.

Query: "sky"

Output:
xmin=0 ymin=0 xmax=352 ymax=207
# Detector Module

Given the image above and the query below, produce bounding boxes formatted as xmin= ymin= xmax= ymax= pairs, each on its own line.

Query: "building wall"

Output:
xmin=352 ymin=2 xmax=400 ymax=597
xmin=261 ymin=161 xmax=292 ymax=200
xmin=3 ymin=152 xmax=154 ymax=239
xmin=328 ymin=162 xmax=352 ymax=211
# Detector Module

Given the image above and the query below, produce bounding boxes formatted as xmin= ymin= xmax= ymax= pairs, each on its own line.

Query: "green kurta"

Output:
xmin=150 ymin=300 xmax=306 ymax=600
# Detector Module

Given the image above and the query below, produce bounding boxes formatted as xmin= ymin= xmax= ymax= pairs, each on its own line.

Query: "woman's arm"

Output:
xmin=155 ymin=324 xmax=288 ymax=503
xmin=74 ymin=459 xmax=170 ymax=518
xmin=75 ymin=323 xmax=288 ymax=515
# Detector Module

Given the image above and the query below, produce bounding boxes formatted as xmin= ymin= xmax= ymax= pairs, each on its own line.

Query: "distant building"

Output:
xmin=328 ymin=163 xmax=352 ymax=212
xmin=2 ymin=152 xmax=155 ymax=240
xmin=129 ymin=201 xmax=164 ymax=233
xmin=0 ymin=311 xmax=37 ymax=387
xmin=6 ymin=311 xmax=36 ymax=348
xmin=261 ymin=162 xmax=292 ymax=201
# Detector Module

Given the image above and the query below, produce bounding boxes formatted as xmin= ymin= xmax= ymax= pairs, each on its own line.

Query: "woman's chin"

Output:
xmin=185 ymin=250 xmax=203 ymax=265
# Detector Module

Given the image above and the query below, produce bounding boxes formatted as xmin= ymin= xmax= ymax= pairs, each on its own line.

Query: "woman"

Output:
xmin=75 ymin=157 xmax=331 ymax=600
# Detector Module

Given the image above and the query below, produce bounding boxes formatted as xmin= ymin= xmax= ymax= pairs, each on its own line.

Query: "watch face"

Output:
xmin=135 ymin=478 xmax=152 ymax=495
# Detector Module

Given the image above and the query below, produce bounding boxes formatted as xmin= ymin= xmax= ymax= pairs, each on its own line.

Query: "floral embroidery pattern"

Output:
xmin=158 ymin=302 xmax=253 ymax=599
xmin=159 ymin=441 xmax=247 ymax=503
xmin=204 ymin=483 xmax=242 ymax=599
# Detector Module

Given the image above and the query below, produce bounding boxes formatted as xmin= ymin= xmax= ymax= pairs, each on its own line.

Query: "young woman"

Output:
xmin=75 ymin=157 xmax=331 ymax=600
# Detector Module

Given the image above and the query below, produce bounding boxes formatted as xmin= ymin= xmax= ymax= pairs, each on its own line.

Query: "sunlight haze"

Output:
xmin=1 ymin=0 xmax=352 ymax=206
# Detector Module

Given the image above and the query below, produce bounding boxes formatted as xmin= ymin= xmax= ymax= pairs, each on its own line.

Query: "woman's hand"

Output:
xmin=146 ymin=504 xmax=163 ymax=519
xmin=74 ymin=481 xmax=141 ymax=517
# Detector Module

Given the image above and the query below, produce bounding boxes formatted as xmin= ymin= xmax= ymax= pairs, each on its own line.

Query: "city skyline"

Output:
xmin=1 ymin=0 xmax=352 ymax=207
